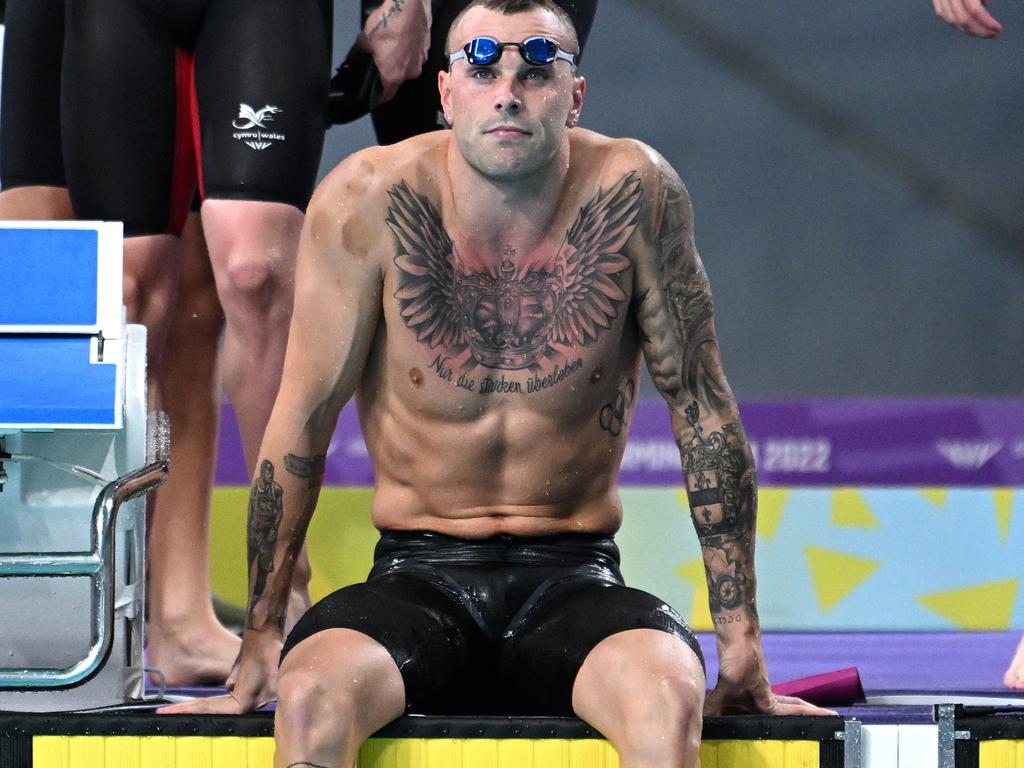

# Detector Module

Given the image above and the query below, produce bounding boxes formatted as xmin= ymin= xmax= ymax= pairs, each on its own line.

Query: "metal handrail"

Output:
xmin=0 ymin=413 xmax=168 ymax=688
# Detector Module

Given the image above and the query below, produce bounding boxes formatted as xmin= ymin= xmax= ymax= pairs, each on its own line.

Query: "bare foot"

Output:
xmin=147 ymin=620 xmax=242 ymax=687
xmin=1004 ymin=634 xmax=1024 ymax=690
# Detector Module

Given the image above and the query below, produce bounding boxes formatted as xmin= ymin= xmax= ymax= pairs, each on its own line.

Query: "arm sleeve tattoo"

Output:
xmin=636 ymin=170 xmax=759 ymax=625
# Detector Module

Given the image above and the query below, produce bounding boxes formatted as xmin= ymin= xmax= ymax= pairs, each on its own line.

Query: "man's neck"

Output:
xmin=445 ymin=139 xmax=571 ymax=252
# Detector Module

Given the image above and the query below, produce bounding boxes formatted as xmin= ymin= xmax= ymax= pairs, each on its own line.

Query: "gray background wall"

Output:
xmin=324 ymin=1 xmax=1024 ymax=399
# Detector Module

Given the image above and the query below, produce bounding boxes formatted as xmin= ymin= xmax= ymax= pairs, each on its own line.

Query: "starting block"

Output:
xmin=0 ymin=222 xmax=167 ymax=712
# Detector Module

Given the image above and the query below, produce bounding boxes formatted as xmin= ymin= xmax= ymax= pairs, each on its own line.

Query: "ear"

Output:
xmin=566 ymin=75 xmax=586 ymax=127
xmin=438 ymin=69 xmax=454 ymax=125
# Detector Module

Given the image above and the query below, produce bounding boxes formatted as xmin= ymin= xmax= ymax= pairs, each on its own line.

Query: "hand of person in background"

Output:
xmin=358 ymin=0 xmax=432 ymax=102
xmin=933 ymin=0 xmax=1003 ymax=37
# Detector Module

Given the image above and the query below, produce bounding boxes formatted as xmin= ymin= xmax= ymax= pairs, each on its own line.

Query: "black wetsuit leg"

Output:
xmin=499 ymin=575 xmax=704 ymax=715
xmin=365 ymin=0 xmax=599 ymax=145
xmin=282 ymin=569 xmax=486 ymax=714
xmin=193 ymin=0 xmax=332 ymax=210
xmin=1 ymin=0 xmax=65 ymax=189
xmin=61 ymin=0 xmax=199 ymax=236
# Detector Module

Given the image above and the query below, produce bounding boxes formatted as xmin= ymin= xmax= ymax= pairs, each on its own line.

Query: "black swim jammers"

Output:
xmin=282 ymin=529 xmax=704 ymax=716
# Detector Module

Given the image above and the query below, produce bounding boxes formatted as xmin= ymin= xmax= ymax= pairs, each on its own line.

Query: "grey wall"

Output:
xmin=323 ymin=1 xmax=1024 ymax=398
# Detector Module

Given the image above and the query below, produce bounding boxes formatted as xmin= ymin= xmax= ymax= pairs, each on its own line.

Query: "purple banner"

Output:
xmin=216 ymin=398 xmax=1024 ymax=487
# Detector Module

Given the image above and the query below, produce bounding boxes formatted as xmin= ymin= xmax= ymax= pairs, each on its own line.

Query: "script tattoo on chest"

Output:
xmin=386 ymin=172 xmax=643 ymax=382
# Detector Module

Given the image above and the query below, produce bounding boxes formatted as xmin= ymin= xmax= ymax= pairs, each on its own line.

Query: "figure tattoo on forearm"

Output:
xmin=637 ymin=172 xmax=758 ymax=620
xmin=284 ymin=452 xmax=326 ymax=489
xmin=246 ymin=459 xmax=285 ymax=629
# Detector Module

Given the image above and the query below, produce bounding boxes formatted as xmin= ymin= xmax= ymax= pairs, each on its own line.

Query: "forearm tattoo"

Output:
xmin=284 ymin=452 xmax=326 ymax=489
xmin=369 ymin=0 xmax=405 ymax=36
xmin=678 ymin=402 xmax=757 ymax=618
xmin=637 ymin=172 xmax=758 ymax=621
xmin=246 ymin=459 xmax=285 ymax=630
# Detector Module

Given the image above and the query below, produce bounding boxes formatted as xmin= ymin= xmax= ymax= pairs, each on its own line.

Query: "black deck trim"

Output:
xmin=953 ymin=710 xmax=1024 ymax=740
xmin=0 ymin=735 xmax=31 ymax=768
xmin=0 ymin=711 xmax=845 ymax=741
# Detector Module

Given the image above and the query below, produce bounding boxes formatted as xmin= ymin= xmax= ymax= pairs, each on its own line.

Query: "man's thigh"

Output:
xmin=282 ymin=572 xmax=485 ymax=714
xmin=500 ymin=579 xmax=704 ymax=715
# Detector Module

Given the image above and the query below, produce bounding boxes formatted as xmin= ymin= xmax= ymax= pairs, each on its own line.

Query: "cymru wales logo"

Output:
xmin=231 ymin=103 xmax=286 ymax=151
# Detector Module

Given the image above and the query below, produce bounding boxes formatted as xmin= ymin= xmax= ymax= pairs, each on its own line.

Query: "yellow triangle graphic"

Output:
xmin=757 ymin=489 xmax=787 ymax=540
xmin=920 ymin=488 xmax=948 ymax=508
xmin=916 ymin=579 xmax=1019 ymax=629
xmin=675 ymin=489 xmax=690 ymax=515
xmin=830 ymin=489 xmax=879 ymax=529
xmin=676 ymin=558 xmax=713 ymax=631
xmin=994 ymin=489 xmax=1014 ymax=543
xmin=804 ymin=546 xmax=880 ymax=612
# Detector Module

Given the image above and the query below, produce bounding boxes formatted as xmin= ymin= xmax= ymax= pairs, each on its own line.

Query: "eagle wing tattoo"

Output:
xmin=387 ymin=182 xmax=467 ymax=350
xmin=549 ymin=171 xmax=642 ymax=346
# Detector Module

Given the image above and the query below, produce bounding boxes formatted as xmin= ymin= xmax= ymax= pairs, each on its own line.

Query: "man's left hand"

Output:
xmin=358 ymin=0 xmax=432 ymax=102
xmin=704 ymin=637 xmax=837 ymax=717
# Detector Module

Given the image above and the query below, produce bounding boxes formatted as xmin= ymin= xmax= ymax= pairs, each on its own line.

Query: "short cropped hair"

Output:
xmin=445 ymin=0 xmax=581 ymax=58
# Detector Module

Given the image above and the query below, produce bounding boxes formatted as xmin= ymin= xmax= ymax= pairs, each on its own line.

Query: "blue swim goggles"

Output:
xmin=448 ymin=36 xmax=577 ymax=68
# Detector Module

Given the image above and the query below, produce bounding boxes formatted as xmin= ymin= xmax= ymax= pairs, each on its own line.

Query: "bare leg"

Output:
xmin=146 ymin=212 xmax=241 ymax=686
xmin=572 ymin=629 xmax=706 ymax=768
xmin=274 ymin=629 xmax=406 ymax=768
xmin=201 ymin=198 xmax=312 ymax=623
xmin=200 ymin=198 xmax=301 ymax=474
xmin=0 ymin=185 xmax=74 ymax=219
xmin=122 ymin=234 xmax=183 ymax=387
xmin=1005 ymin=633 xmax=1024 ymax=690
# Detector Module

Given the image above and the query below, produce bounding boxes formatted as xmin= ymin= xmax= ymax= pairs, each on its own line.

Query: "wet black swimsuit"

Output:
xmin=61 ymin=0 xmax=332 ymax=236
xmin=0 ymin=0 xmax=66 ymax=190
xmin=283 ymin=530 xmax=703 ymax=716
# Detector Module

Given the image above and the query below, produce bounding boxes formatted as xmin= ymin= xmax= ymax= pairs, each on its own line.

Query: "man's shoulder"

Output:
xmin=570 ymin=130 xmax=675 ymax=179
xmin=314 ymin=132 xmax=448 ymax=212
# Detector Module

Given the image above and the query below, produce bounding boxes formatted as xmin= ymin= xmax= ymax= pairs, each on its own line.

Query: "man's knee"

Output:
xmin=122 ymin=261 xmax=177 ymax=326
xmin=276 ymin=628 xmax=405 ymax=732
xmin=201 ymin=199 xmax=303 ymax=312
xmin=216 ymin=251 xmax=283 ymax=305
xmin=276 ymin=662 xmax=351 ymax=726
xmin=574 ymin=629 xmax=705 ymax=753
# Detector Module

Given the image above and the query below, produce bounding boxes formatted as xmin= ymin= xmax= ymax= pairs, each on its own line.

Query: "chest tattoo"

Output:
xmin=386 ymin=172 xmax=643 ymax=375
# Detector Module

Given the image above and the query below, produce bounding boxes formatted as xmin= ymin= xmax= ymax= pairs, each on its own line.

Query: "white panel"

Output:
xmin=898 ymin=725 xmax=938 ymax=768
xmin=862 ymin=725 xmax=900 ymax=768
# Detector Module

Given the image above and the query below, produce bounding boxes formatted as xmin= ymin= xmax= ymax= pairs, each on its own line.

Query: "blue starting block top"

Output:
xmin=0 ymin=222 xmax=125 ymax=429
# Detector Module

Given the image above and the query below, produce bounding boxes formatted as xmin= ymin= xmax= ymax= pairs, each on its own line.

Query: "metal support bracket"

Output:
xmin=0 ymin=412 xmax=168 ymax=689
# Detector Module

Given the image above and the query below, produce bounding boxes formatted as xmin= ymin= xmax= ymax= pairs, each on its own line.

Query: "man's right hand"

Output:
xmin=156 ymin=629 xmax=283 ymax=715
xmin=933 ymin=0 xmax=1003 ymax=37
xmin=359 ymin=0 xmax=432 ymax=102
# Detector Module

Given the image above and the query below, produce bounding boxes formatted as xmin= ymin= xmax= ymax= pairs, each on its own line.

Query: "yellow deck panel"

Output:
xmin=31 ymin=735 xmax=821 ymax=768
